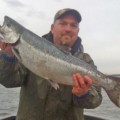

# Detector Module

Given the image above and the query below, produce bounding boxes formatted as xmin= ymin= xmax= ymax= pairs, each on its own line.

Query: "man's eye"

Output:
xmin=60 ymin=22 xmax=66 ymax=26
xmin=71 ymin=24 xmax=78 ymax=28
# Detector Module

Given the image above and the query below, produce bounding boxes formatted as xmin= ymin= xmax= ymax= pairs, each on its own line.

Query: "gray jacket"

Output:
xmin=0 ymin=34 xmax=102 ymax=120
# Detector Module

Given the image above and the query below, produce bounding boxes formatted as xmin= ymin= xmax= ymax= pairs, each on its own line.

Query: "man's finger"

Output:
xmin=76 ymin=73 xmax=85 ymax=88
xmin=72 ymin=74 xmax=80 ymax=88
xmin=0 ymin=42 xmax=6 ymax=49
xmin=84 ymin=75 xmax=92 ymax=88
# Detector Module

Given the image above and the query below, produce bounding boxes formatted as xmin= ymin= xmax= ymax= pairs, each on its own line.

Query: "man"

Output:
xmin=0 ymin=8 xmax=102 ymax=120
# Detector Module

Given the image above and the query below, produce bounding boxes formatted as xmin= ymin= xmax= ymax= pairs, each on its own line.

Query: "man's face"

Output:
xmin=51 ymin=15 xmax=79 ymax=48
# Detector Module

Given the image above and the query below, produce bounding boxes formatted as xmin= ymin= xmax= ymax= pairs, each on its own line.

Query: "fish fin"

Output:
xmin=59 ymin=45 xmax=71 ymax=54
xmin=108 ymin=75 xmax=120 ymax=79
xmin=12 ymin=47 xmax=21 ymax=61
xmin=105 ymin=75 xmax=120 ymax=107
xmin=47 ymin=80 xmax=59 ymax=90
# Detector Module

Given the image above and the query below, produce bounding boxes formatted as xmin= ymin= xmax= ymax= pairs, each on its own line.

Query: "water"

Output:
xmin=0 ymin=85 xmax=120 ymax=120
xmin=85 ymin=90 xmax=120 ymax=120
xmin=0 ymin=85 xmax=20 ymax=119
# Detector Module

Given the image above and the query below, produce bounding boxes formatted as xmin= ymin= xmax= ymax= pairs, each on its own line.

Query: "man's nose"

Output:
xmin=64 ymin=24 xmax=72 ymax=31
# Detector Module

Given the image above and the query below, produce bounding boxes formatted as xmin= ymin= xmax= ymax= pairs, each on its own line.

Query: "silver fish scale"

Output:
xmin=21 ymin=29 xmax=97 ymax=73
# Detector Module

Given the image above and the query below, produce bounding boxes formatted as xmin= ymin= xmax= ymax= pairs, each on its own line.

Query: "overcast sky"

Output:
xmin=0 ymin=0 xmax=120 ymax=74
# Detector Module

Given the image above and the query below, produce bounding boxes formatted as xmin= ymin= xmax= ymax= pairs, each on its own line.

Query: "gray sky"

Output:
xmin=0 ymin=0 xmax=120 ymax=74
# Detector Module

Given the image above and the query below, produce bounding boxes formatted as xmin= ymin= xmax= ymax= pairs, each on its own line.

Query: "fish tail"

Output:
xmin=105 ymin=75 xmax=120 ymax=107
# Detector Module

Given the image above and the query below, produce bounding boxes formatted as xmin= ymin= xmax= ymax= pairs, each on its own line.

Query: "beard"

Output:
xmin=60 ymin=35 xmax=72 ymax=46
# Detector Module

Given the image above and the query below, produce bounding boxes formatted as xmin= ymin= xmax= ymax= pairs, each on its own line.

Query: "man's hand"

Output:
xmin=72 ymin=73 xmax=92 ymax=96
xmin=0 ymin=41 xmax=14 ymax=57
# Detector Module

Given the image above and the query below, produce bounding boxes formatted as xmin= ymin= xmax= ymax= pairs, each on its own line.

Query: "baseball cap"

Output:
xmin=54 ymin=8 xmax=82 ymax=23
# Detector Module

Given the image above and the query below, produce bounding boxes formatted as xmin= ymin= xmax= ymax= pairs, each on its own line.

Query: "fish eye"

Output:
xmin=7 ymin=23 xmax=11 ymax=27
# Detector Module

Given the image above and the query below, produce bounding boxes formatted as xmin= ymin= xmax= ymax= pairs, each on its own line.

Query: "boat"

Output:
xmin=1 ymin=115 xmax=107 ymax=120
xmin=84 ymin=115 xmax=107 ymax=120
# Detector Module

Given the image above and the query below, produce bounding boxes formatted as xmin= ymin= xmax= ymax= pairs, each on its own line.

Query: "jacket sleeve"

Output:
xmin=73 ymin=52 xmax=102 ymax=108
xmin=0 ymin=52 xmax=28 ymax=88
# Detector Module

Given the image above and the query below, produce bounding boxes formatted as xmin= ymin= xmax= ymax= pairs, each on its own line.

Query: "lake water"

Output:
xmin=0 ymin=85 xmax=120 ymax=120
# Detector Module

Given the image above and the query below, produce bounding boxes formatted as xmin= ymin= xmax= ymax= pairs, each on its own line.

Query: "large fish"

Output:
xmin=0 ymin=16 xmax=120 ymax=107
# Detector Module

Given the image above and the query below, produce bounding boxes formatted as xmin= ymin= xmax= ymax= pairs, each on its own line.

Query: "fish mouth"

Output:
xmin=0 ymin=25 xmax=4 ymax=39
xmin=0 ymin=32 xmax=4 ymax=40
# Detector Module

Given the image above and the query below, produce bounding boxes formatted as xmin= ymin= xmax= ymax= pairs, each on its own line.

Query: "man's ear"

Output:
xmin=51 ymin=24 xmax=54 ymax=34
xmin=78 ymin=28 xmax=80 ymax=33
